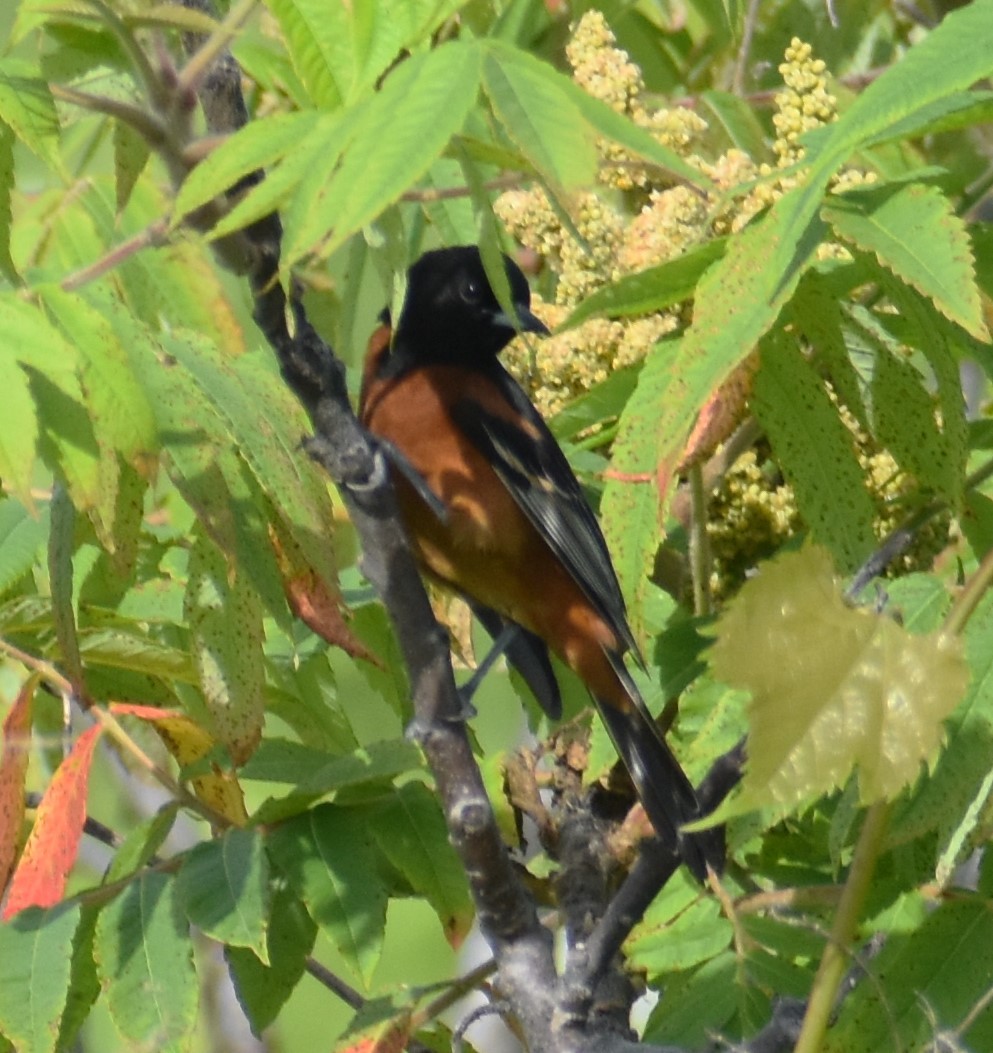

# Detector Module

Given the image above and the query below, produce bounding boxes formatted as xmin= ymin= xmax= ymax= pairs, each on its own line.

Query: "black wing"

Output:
xmin=450 ymin=364 xmax=640 ymax=660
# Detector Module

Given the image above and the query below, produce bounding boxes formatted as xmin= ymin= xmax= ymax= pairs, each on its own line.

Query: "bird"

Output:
xmin=359 ymin=245 xmax=722 ymax=879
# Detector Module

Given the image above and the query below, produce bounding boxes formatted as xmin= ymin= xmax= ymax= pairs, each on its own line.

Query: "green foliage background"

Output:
xmin=2 ymin=0 xmax=993 ymax=1051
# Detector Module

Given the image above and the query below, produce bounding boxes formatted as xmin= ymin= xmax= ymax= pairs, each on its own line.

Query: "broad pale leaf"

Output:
xmin=268 ymin=804 xmax=387 ymax=987
xmin=0 ymin=903 xmax=79 ymax=1053
xmin=177 ymin=828 xmax=270 ymax=962
xmin=709 ymin=547 xmax=968 ymax=814
xmin=3 ymin=725 xmax=102 ymax=919
xmin=823 ymin=183 xmax=988 ymax=342
xmin=95 ymin=872 xmax=197 ymax=1053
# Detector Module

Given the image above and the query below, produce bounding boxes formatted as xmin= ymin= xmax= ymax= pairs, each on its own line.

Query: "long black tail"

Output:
xmin=595 ymin=691 xmax=724 ymax=881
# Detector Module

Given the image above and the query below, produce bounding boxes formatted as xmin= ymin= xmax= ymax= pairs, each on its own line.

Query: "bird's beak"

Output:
xmin=493 ymin=304 xmax=550 ymax=337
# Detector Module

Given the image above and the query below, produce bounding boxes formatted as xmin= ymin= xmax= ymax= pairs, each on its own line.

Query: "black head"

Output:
xmin=391 ymin=246 xmax=548 ymax=366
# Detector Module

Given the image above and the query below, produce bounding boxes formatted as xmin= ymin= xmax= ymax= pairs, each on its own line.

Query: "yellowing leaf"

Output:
xmin=709 ymin=547 xmax=968 ymax=814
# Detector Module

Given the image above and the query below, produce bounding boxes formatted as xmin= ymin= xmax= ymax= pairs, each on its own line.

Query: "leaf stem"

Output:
xmin=794 ymin=799 xmax=892 ymax=1053
xmin=944 ymin=543 xmax=993 ymax=637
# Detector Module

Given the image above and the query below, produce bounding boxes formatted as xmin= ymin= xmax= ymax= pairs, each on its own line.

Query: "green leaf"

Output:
xmin=268 ymin=804 xmax=387 ymax=987
xmin=264 ymin=0 xmax=349 ymax=107
xmin=225 ymin=883 xmax=316 ymax=1036
xmin=642 ymin=951 xmax=738 ymax=1049
xmin=160 ymin=333 xmax=338 ymax=596
xmin=0 ymin=123 xmax=16 ymax=282
xmin=481 ymin=41 xmax=596 ymax=191
xmin=39 ymin=286 xmax=157 ymax=463
xmin=627 ymin=870 xmax=732 ymax=975
xmin=0 ymin=904 xmax=79 ymax=1053
xmin=77 ymin=628 xmax=197 ymax=682
xmin=124 ymin=330 xmax=286 ymax=615
xmin=56 ymin=905 xmax=100 ymax=1053
xmin=0 ymin=61 xmax=60 ymax=169
xmin=700 ymin=89 xmax=771 ymax=160
xmin=112 ymin=118 xmax=150 ymax=212
xmin=709 ymin=547 xmax=970 ymax=814
xmin=824 ymin=900 xmax=993 ymax=1052
xmin=177 ymin=828 xmax=271 ymax=962
xmin=368 ymin=783 xmax=473 ymax=946
xmin=823 ymin=183 xmax=988 ymax=342
xmin=0 ymin=498 xmax=47 ymax=598
xmin=285 ymin=42 xmax=481 ymax=266
xmin=172 ymin=110 xmax=323 ymax=225
xmin=751 ymin=328 xmax=877 ymax=571
xmin=890 ymin=590 xmax=993 ymax=852
xmin=564 ymin=239 xmax=727 ymax=329
xmin=241 ymin=737 xmax=421 ymax=789
xmin=105 ymin=804 xmax=179 ymax=882
xmin=95 ymin=872 xmax=197 ymax=1053
xmin=185 ymin=531 xmax=266 ymax=765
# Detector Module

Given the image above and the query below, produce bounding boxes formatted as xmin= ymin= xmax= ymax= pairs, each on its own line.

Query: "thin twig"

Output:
xmin=303 ymin=957 xmax=365 ymax=1011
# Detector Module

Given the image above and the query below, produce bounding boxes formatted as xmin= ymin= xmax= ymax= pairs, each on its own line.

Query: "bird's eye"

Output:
xmin=459 ymin=278 xmax=481 ymax=304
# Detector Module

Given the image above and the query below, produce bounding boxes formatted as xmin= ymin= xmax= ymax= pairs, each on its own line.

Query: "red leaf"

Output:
xmin=0 ymin=678 xmax=36 ymax=896
xmin=3 ymin=724 xmax=103 ymax=918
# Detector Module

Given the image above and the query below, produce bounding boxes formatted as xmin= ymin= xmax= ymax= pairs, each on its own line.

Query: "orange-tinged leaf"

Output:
xmin=110 ymin=704 xmax=248 ymax=826
xmin=340 ymin=1013 xmax=412 ymax=1053
xmin=268 ymin=520 xmax=379 ymax=665
xmin=3 ymin=724 xmax=102 ymax=918
xmin=709 ymin=547 xmax=969 ymax=815
xmin=0 ymin=678 xmax=35 ymax=896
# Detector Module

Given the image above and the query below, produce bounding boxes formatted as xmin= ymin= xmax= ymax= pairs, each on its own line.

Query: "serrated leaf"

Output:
xmin=268 ymin=805 xmax=387 ymax=987
xmin=161 ymin=333 xmax=338 ymax=605
xmin=226 ymin=883 xmax=316 ymax=1036
xmin=0 ymin=123 xmax=15 ymax=282
xmin=0 ymin=679 xmax=35 ymax=896
xmin=369 ymin=783 xmax=473 ymax=948
xmin=709 ymin=547 xmax=969 ymax=814
xmin=241 ymin=737 xmax=421 ymax=789
xmin=3 ymin=725 xmax=102 ymax=919
xmin=889 ymin=590 xmax=993 ymax=851
xmin=564 ymin=240 xmax=726 ymax=328
xmin=110 ymin=704 xmax=248 ymax=825
xmin=0 ymin=903 xmax=80 ymax=1053
xmin=0 ymin=344 xmax=39 ymax=509
xmin=823 ymin=183 xmax=988 ymax=342
xmin=642 ymin=951 xmax=738 ymax=1049
xmin=481 ymin=42 xmax=595 ymax=191
xmin=56 ymin=903 xmax=99 ymax=1052
xmin=78 ymin=628 xmax=196 ymax=681
xmin=265 ymin=0 xmax=350 ymax=107
xmin=824 ymin=900 xmax=993 ymax=1052
xmin=95 ymin=872 xmax=197 ymax=1053
xmin=177 ymin=828 xmax=270 ymax=961
xmin=40 ymin=286 xmax=157 ymax=464
xmin=172 ymin=110 xmax=322 ymax=225
xmin=124 ymin=331 xmax=287 ymax=614
xmin=185 ymin=532 xmax=266 ymax=766
xmin=113 ymin=118 xmax=149 ymax=212
xmin=0 ymin=61 xmax=60 ymax=169
xmin=602 ymin=205 xmax=828 ymax=638
xmin=0 ymin=499 xmax=46 ymax=599
xmin=627 ymin=870 xmax=732 ymax=974
xmin=285 ymin=42 xmax=481 ymax=267
xmin=751 ymin=329 xmax=877 ymax=571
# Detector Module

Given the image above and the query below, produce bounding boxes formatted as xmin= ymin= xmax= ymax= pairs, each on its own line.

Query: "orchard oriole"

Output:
xmin=360 ymin=245 xmax=721 ymax=879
